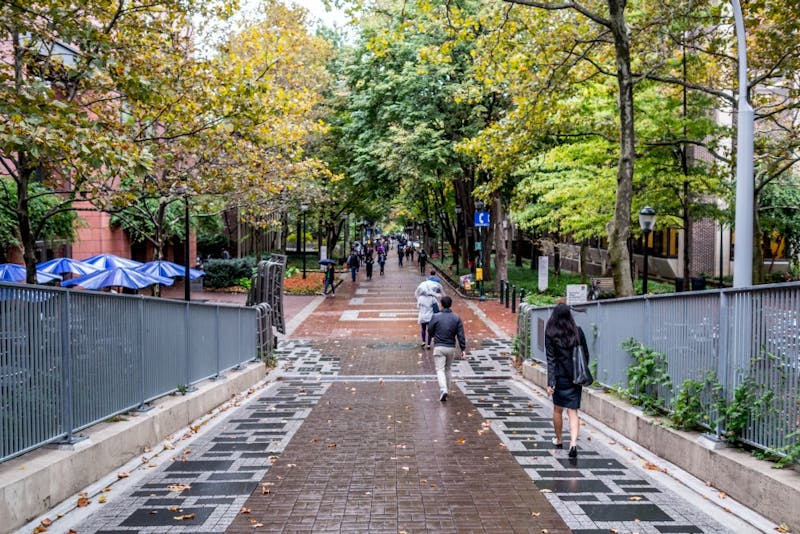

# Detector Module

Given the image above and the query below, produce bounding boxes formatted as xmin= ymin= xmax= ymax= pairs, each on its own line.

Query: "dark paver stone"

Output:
xmin=580 ymin=503 xmax=673 ymax=522
xmin=656 ymin=525 xmax=704 ymax=533
xmin=210 ymin=442 xmax=271 ymax=452
xmin=530 ymin=469 xmax=585 ymax=478
xmin=143 ymin=498 xmax=185 ymax=506
xmin=182 ymin=481 xmax=258 ymax=496
xmin=165 ymin=460 xmax=233 ymax=472
xmin=196 ymin=497 xmax=236 ymax=505
xmin=121 ymin=507 xmax=212 ymax=526
xmin=209 ymin=472 xmax=257 ymax=480
xmin=557 ymin=458 xmax=625 ymax=469
xmin=535 ymin=479 xmax=611 ymax=493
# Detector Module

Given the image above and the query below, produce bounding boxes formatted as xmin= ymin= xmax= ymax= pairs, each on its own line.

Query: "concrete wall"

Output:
xmin=0 ymin=362 xmax=266 ymax=531
xmin=522 ymin=361 xmax=800 ymax=531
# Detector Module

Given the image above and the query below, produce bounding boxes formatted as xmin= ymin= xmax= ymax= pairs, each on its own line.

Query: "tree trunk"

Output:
xmin=579 ymin=242 xmax=587 ymax=283
xmin=493 ymin=193 xmax=508 ymax=293
xmin=606 ymin=0 xmax=635 ymax=297
xmin=18 ymin=160 xmax=38 ymax=284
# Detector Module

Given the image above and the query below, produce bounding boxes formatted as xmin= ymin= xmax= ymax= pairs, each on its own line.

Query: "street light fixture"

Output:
xmin=454 ymin=205 xmax=462 ymax=274
xmin=638 ymin=206 xmax=656 ymax=294
xmin=475 ymin=200 xmax=486 ymax=301
xmin=301 ymin=204 xmax=308 ymax=279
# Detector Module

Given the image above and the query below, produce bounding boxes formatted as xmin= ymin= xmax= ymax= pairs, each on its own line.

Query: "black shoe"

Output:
xmin=440 ymin=391 xmax=448 ymax=402
xmin=568 ymin=446 xmax=578 ymax=458
xmin=551 ymin=438 xmax=563 ymax=449
xmin=421 ymin=343 xmax=426 ymax=349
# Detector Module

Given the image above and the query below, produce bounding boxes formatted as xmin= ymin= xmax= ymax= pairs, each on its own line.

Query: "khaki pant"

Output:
xmin=433 ymin=346 xmax=456 ymax=394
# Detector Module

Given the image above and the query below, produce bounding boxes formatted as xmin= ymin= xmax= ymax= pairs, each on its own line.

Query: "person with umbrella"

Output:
xmin=321 ymin=259 xmax=336 ymax=297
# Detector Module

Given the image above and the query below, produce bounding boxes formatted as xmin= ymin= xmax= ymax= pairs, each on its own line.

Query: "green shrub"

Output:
xmin=203 ymin=258 xmax=256 ymax=288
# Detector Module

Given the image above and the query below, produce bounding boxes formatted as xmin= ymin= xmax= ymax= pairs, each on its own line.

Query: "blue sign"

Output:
xmin=474 ymin=211 xmax=490 ymax=227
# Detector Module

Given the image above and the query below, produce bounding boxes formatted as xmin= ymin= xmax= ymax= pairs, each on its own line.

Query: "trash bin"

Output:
xmin=675 ymin=277 xmax=685 ymax=292
xmin=690 ymin=277 xmax=707 ymax=291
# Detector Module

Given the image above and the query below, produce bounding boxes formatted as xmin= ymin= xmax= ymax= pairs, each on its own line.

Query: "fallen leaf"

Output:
xmin=77 ymin=497 xmax=90 ymax=507
xmin=167 ymin=484 xmax=192 ymax=493
xmin=117 ymin=472 xmax=129 ymax=479
xmin=168 ymin=506 xmax=181 ymax=512
xmin=531 ymin=512 xmax=540 ymax=517
xmin=643 ymin=462 xmax=667 ymax=473
xmin=241 ymin=507 xmax=251 ymax=514
xmin=98 ymin=495 xmax=107 ymax=504
xmin=149 ymin=510 xmax=158 ymax=515
xmin=173 ymin=513 xmax=195 ymax=521
xmin=40 ymin=518 xmax=52 ymax=527
xmin=456 ymin=437 xmax=466 ymax=444
xmin=163 ymin=441 xmax=175 ymax=450
xmin=705 ymin=480 xmax=712 ymax=487
xmin=629 ymin=496 xmax=643 ymax=501
xmin=327 ymin=443 xmax=337 ymax=448
xmin=539 ymin=489 xmax=552 ymax=493
xmin=33 ymin=526 xmax=48 ymax=534
xmin=718 ymin=491 xmax=727 ymax=499
xmin=775 ymin=524 xmax=790 ymax=532
xmin=401 ymin=466 xmax=410 ymax=471
xmin=103 ymin=487 xmax=112 ymax=492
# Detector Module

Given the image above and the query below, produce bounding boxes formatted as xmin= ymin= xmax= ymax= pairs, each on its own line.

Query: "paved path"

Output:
xmin=29 ymin=257 xmax=764 ymax=533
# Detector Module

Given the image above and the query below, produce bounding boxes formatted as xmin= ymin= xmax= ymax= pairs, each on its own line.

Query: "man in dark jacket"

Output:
xmin=426 ymin=296 xmax=466 ymax=401
xmin=347 ymin=251 xmax=360 ymax=282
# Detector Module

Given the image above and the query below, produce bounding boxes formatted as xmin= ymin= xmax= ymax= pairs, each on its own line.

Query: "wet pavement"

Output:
xmin=28 ymin=257 xmax=762 ymax=533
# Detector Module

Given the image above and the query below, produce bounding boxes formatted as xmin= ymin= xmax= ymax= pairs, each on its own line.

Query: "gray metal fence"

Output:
xmin=0 ymin=282 xmax=258 ymax=463
xmin=518 ymin=282 xmax=800 ymax=455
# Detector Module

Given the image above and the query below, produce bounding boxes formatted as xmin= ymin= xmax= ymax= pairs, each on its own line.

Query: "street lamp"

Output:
xmin=638 ymin=206 xmax=656 ymax=294
xmin=475 ymin=200 xmax=486 ymax=301
xmin=731 ymin=0 xmax=754 ymax=288
xmin=301 ymin=204 xmax=308 ymax=279
xmin=454 ymin=205 xmax=462 ymax=274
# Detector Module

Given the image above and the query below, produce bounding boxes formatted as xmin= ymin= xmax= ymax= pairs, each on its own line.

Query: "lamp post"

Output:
xmin=731 ymin=0 xmax=753 ymax=288
xmin=184 ymin=193 xmax=190 ymax=301
xmin=454 ymin=205 xmax=461 ymax=274
xmin=639 ymin=206 xmax=656 ymax=295
xmin=301 ymin=204 xmax=308 ymax=279
xmin=476 ymin=200 xmax=486 ymax=301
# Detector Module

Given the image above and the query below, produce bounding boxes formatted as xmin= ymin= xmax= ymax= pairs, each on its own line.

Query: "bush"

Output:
xmin=203 ymin=258 xmax=256 ymax=288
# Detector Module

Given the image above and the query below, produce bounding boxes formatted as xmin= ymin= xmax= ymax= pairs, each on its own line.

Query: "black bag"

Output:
xmin=431 ymin=301 xmax=440 ymax=314
xmin=572 ymin=342 xmax=593 ymax=387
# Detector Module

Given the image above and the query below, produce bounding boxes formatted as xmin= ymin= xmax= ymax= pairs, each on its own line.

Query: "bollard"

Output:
xmin=499 ymin=280 xmax=505 ymax=303
xmin=512 ymin=285 xmax=517 ymax=313
xmin=505 ymin=281 xmax=510 ymax=308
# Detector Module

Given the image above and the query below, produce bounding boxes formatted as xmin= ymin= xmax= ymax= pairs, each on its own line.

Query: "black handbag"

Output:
xmin=572 ymin=341 xmax=593 ymax=387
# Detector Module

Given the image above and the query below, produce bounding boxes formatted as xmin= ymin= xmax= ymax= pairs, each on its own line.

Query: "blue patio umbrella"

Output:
xmin=37 ymin=257 xmax=101 ymax=276
xmin=62 ymin=267 xmax=173 ymax=290
xmin=81 ymin=253 xmax=142 ymax=270
xmin=135 ymin=260 xmax=204 ymax=280
xmin=0 ymin=263 xmax=62 ymax=284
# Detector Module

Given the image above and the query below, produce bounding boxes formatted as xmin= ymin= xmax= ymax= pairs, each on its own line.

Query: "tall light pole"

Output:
xmin=476 ymin=200 xmax=486 ymax=301
xmin=301 ymin=204 xmax=308 ymax=279
xmin=731 ymin=0 xmax=754 ymax=288
xmin=639 ymin=206 xmax=656 ymax=295
xmin=184 ymin=193 xmax=191 ymax=301
xmin=454 ymin=205 xmax=461 ymax=274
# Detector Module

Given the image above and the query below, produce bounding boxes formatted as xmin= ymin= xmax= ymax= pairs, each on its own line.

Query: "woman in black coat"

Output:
xmin=545 ymin=303 xmax=590 ymax=458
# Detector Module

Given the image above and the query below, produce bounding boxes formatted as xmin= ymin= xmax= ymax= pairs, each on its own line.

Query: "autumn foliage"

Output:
xmin=283 ymin=272 xmax=325 ymax=295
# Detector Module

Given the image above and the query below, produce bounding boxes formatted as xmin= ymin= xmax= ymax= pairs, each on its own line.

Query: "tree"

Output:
xmin=501 ymin=0 xmax=637 ymax=296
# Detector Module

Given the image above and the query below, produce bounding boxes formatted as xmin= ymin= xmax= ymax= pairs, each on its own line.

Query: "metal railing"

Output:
xmin=0 ymin=282 xmax=258 ymax=463
xmin=518 ymin=282 xmax=800 ymax=455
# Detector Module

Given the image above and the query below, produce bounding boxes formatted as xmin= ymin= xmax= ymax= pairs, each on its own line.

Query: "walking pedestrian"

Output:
xmin=347 ymin=250 xmax=360 ymax=282
xmin=418 ymin=248 xmax=428 ymax=275
xmin=545 ymin=303 xmax=590 ymax=458
xmin=426 ymin=296 xmax=466 ymax=402
xmin=323 ymin=262 xmax=336 ymax=297
xmin=378 ymin=250 xmax=386 ymax=275
xmin=416 ymin=291 xmax=437 ymax=350
xmin=365 ymin=250 xmax=374 ymax=280
xmin=397 ymin=242 xmax=404 ymax=266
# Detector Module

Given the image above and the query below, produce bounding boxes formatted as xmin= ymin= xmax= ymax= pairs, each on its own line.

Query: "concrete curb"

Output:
xmin=521 ymin=360 xmax=800 ymax=531
xmin=1 ymin=361 xmax=267 ymax=531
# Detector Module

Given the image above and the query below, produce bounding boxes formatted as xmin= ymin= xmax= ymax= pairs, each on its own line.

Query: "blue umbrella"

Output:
xmin=135 ymin=260 xmax=204 ymax=280
xmin=81 ymin=253 xmax=142 ymax=270
xmin=37 ymin=257 xmax=101 ymax=276
xmin=0 ymin=263 xmax=62 ymax=284
xmin=62 ymin=267 xmax=173 ymax=290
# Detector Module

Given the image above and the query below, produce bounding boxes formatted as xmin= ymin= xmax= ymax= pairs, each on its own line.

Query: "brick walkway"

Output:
xmin=56 ymin=256 xmax=750 ymax=533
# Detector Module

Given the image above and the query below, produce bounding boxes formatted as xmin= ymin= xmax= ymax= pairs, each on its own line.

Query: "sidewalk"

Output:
xmin=20 ymin=258 xmax=770 ymax=533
